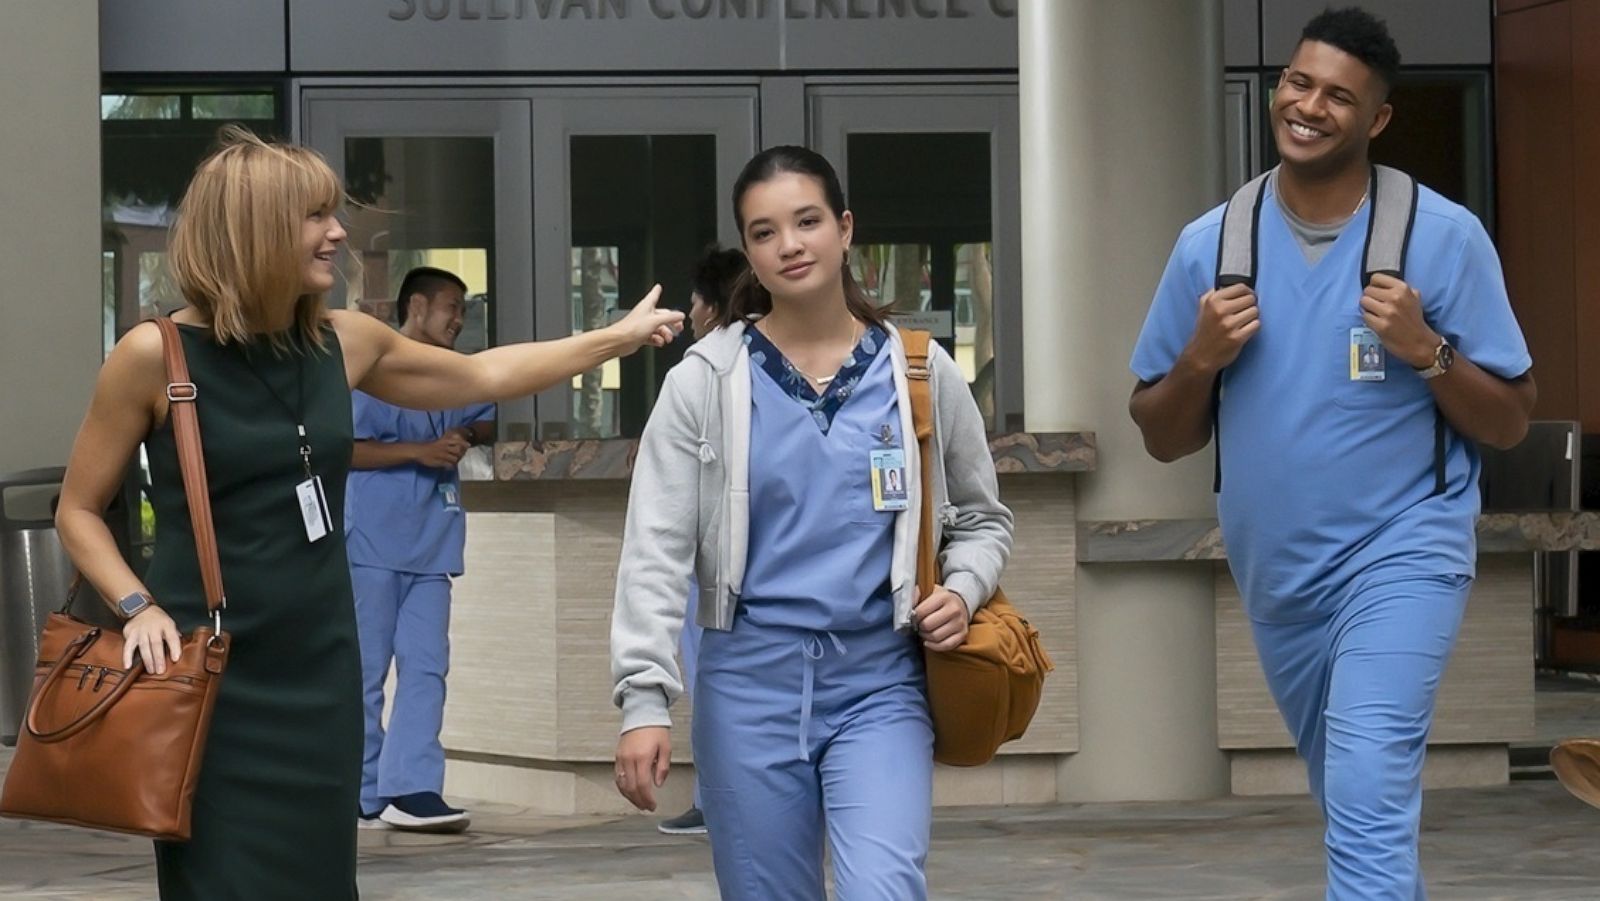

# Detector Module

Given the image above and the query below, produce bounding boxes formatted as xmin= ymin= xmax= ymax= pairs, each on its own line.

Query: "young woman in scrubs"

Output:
xmin=610 ymin=146 xmax=1013 ymax=900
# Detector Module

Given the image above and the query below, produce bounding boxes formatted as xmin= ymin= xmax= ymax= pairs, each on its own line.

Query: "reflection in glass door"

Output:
xmin=529 ymin=90 xmax=756 ymax=440
xmin=342 ymin=137 xmax=495 ymax=353
xmin=809 ymin=86 xmax=1022 ymax=431
xmin=566 ymin=134 xmax=719 ymax=438
xmin=302 ymin=97 xmax=534 ymax=434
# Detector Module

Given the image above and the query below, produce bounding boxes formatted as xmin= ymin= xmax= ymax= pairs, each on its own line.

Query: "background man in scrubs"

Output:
xmin=1128 ymin=7 xmax=1535 ymax=899
xmin=347 ymin=267 xmax=495 ymax=833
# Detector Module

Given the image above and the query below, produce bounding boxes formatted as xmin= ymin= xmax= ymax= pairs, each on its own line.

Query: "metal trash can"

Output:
xmin=0 ymin=467 xmax=74 ymax=747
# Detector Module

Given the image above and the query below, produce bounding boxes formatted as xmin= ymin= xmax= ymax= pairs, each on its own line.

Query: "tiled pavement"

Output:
xmin=4 ymin=742 xmax=1600 ymax=901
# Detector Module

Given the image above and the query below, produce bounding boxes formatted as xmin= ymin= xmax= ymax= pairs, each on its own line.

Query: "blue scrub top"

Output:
xmin=344 ymin=391 xmax=495 ymax=576
xmin=1131 ymin=185 xmax=1531 ymax=623
xmin=739 ymin=326 xmax=901 ymax=632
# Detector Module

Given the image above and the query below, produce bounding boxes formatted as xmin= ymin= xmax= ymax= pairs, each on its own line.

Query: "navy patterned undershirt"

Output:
xmin=743 ymin=321 xmax=889 ymax=433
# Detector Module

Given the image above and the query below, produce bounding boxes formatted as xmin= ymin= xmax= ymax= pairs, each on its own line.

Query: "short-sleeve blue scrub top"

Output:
xmin=1130 ymin=185 xmax=1532 ymax=623
xmin=343 ymin=392 xmax=496 ymax=577
xmin=739 ymin=324 xmax=901 ymax=631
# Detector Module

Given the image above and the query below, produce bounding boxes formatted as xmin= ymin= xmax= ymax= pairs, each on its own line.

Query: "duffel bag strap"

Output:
xmin=901 ymin=328 xmax=939 ymax=601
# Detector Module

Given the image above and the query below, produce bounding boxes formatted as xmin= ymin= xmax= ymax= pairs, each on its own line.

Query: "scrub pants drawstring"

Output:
xmin=798 ymin=631 xmax=849 ymax=762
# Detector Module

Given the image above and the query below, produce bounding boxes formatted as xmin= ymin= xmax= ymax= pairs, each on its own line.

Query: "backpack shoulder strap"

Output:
xmin=1209 ymin=171 xmax=1271 ymax=493
xmin=1215 ymin=168 xmax=1273 ymax=290
xmin=1361 ymin=165 xmax=1443 ymax=496
xmin=1362 ymin=164 xmax=1419 ymax=285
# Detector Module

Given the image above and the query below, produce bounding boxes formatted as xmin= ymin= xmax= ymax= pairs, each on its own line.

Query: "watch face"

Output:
xmin=1438 ymin=343 xmax=1456 ymax=370
xmin=117 ymin=593 xmax=150 ymax=617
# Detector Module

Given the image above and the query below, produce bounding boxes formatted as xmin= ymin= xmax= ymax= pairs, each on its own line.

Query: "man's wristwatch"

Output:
xmin=115 ymin=591 xmax=154 ymax=620
xmin=1414 ymin=339 xmax=1455 ymax=381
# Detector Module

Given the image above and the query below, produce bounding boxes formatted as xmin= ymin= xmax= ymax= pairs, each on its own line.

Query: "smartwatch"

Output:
xmin=1415 ymin=339 xmax=1455 ymax=381
xmin=115 ymin=591 xmax=154 ymax=620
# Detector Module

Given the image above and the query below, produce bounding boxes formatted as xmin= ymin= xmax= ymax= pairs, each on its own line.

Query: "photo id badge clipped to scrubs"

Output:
xmin=1350 ymin=327 xmax=1385 ymax=381
xmin=870 ymin=449 xmax=909 ymax=512
xmin=437 ymin=481 xmax=463 ymax=514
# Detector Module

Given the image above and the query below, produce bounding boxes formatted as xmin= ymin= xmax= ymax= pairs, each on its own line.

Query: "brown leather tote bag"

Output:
xmin=0 ymin=317 xmax=230 ymax=840
xmin=902 ymin=329 xmax=1053 ymax=768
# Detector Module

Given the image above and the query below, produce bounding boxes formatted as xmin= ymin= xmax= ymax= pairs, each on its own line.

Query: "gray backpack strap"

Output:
xmin=1362 ymin=164 xmax=1419 ymax=286
xmin=1209 ymin=169 xmax=1273 ymax=492
xmin=1361 ymin=165 xmax=1443 ymax=496
xmin=1215 ymin=169 xmax=1272 ymax=290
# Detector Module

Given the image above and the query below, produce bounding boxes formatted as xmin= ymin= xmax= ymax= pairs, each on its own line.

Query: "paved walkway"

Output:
xmin=4 ymin=763 xmax=1600 ymax=900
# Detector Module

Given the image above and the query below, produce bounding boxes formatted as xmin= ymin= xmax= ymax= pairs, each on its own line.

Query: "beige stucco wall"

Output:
xmin=0 ymin=1 xmax=101 ymax=477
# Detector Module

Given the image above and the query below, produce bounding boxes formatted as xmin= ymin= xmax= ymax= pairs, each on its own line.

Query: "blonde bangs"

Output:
xmin=168 ymin=126 xmax=346 ymax=350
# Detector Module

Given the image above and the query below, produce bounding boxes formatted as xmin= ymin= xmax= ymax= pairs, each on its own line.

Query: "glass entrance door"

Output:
xmin=302 ymin=96 xmax=535 ymax=434
xmin=300 ymin=86 xmax=757 ymax=441
xmin=809 ymin=85 xmax=1022 ymax=431
xmin=529 ymin=89 xmax=756 ymax=440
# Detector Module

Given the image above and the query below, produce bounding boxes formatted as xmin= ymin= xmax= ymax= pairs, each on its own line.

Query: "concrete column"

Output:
xmin=1019 ymin=0 xmax=1231 ymax=800
xmin=0 ymin=1 xmax=101 ymax=475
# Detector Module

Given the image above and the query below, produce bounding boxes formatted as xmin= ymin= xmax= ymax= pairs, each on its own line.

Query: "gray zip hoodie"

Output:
xmin=609 ymin=320 xmax=1014 ymax=734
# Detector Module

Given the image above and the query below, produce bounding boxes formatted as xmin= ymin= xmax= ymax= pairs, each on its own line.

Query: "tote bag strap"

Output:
xmin=152 ymin=317 xmax=226 ymax=623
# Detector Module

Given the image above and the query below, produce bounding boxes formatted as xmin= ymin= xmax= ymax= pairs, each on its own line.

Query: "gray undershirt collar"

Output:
xmin=1270 ymin=170 xmax=1368 ymax=267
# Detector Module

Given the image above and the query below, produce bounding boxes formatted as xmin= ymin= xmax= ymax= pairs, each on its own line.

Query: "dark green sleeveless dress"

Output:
xmin=143 ymin=323 xmax=361 ymax=900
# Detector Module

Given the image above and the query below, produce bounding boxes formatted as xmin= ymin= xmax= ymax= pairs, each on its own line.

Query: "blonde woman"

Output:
xmin=54 ymin=127 xmax=680 ymax=899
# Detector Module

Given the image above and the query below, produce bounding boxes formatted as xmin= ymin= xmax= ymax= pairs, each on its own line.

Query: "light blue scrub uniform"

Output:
xmin=345 ymin=391 xmax=495 ymax=814
xmin=1131 ymin=184 xmax=1530 ymax=901
xmin=695 ymin=325 xmax=932 ymax=901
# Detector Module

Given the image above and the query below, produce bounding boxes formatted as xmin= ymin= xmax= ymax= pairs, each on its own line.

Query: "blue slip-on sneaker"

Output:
xmin=379 ymin=792 xmax=471 ymax=834
xmin=657 ymin=806 xmax=707 ymax=835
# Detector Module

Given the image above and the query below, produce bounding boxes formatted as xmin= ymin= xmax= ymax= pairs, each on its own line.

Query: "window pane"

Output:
xmin=192 ymin=94 xmax=276 ymax=120
xmin=847 ymin=132 xmax=995 ymax=426
xmin=102 ymin=86 xmax=284 ymax=346
xmin=101 ymin=95 xmax=180 ymax=120
xmin=340 ymin=137 xmax=497 ymax=354
xmin=1371 ymin=74 xmax=1492 ymax=225
xmin=567 ymin=134 xmax=718 ymax=439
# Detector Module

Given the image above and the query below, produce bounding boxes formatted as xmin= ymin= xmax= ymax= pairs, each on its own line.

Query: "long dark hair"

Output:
xmin=717 ymin=146 xmax=888 ymax=329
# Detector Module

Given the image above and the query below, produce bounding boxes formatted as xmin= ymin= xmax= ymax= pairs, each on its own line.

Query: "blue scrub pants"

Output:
xmin=350 ymin=564 xmax=453 ymax=814
xmin=693 ymin=618 xmax=932 ymax=900
xmin=1251 ymin=574 xmax=1471 ymax=901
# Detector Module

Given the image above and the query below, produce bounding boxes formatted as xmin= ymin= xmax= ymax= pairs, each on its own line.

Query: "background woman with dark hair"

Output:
xmin=658 ymin=244 xmax=749 ymax=836
xmin=687 ymin=245 xmax=749 ymax=342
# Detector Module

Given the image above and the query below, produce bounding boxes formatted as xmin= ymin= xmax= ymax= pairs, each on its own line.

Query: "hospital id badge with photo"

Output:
xmin=1350 ymin=327 xmax=1386 ymax=381
xmin=870 ymin=448 xmax=909 ymax=512
xmin=437 ymin=481 xmax=462 ymax=514
xmin=296 ymin=476 xmax=332 ymax=543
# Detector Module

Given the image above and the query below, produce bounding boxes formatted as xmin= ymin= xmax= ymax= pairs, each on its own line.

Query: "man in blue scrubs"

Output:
xmin=1129 ymin=8 xmax=1535 ymax=899
xmin=348 ymin=267 xmax=495 ymax=832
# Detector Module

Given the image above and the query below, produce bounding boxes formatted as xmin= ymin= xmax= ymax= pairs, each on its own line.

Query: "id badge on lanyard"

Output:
xmin=297 ymin=474 xmax=332 ymax=542
xmin=295 ymin=426 xmax=332 ymax=542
